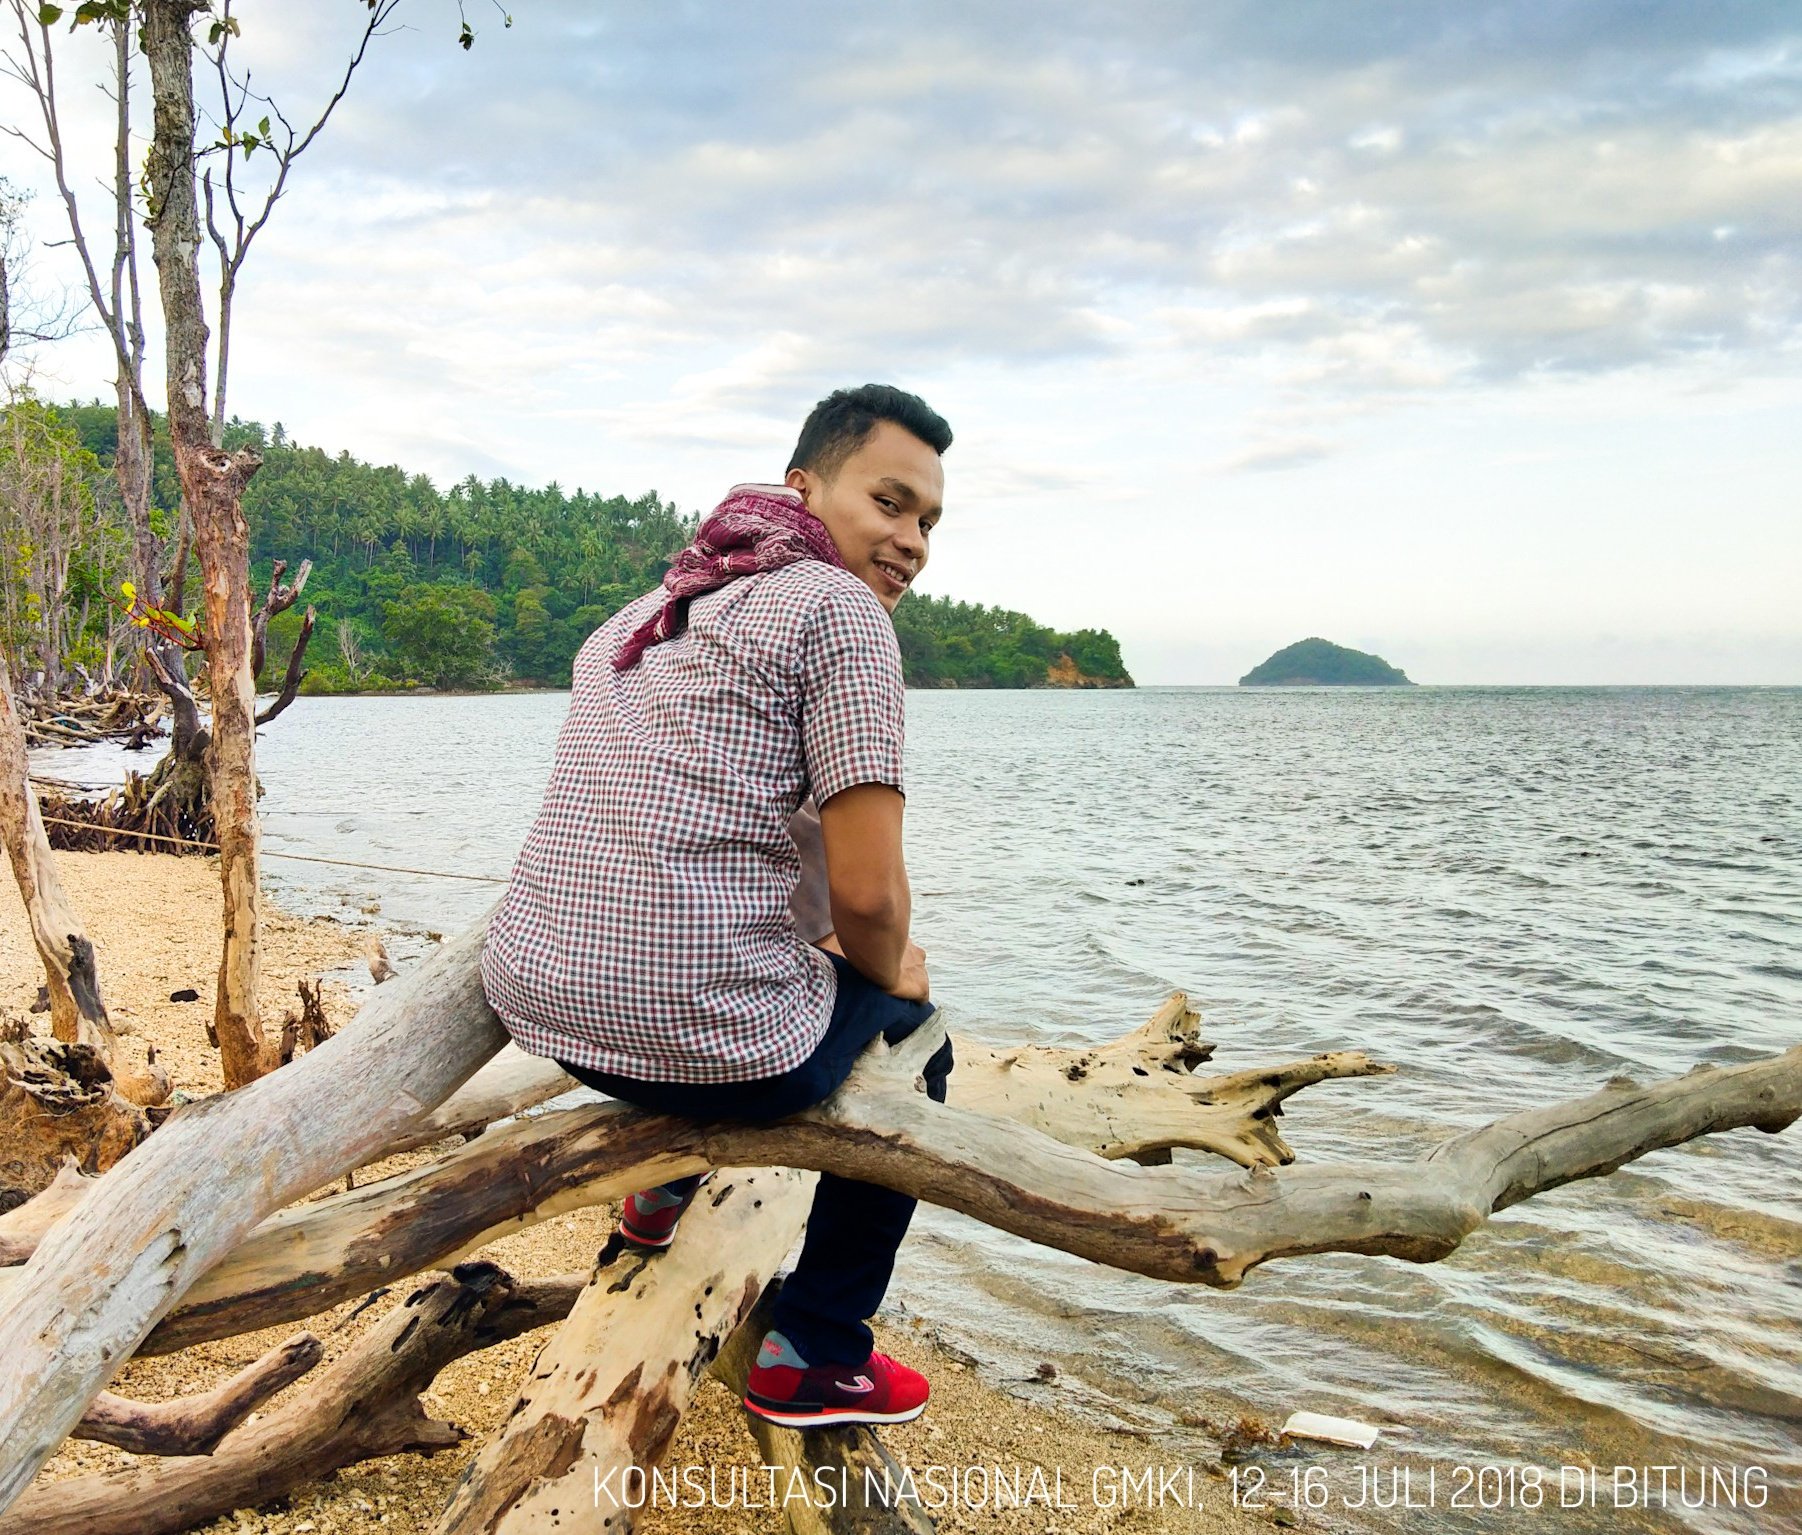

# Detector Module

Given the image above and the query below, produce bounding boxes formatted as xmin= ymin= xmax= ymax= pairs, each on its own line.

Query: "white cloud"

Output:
xmin=3 ymin=0 xmax=1799 ymax=680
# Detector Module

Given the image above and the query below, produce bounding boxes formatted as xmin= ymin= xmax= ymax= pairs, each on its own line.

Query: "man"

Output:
xmin=481 ymin=383 xmax=953 ymax=1428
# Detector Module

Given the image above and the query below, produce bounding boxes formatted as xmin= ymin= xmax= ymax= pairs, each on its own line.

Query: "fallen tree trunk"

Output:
xmin=0 ymin=1264 xmax=581 ymax=1535
xmin=118 ymin=1015 xmax=1382 ymax=1355
xmin=435 ymin=1167 xmax=812 ymax=1535
xmin=0 ymin=917 xmax=506 ymax=1513
xmin=72 ymin=1331 xmax=322 ymax=1456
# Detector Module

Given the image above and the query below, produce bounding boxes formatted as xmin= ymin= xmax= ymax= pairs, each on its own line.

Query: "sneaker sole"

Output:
xmin=617 ymin=1221 xmax=676 ymax=1250
xmin=741 ymin=1397 xmax=927 ymax=1428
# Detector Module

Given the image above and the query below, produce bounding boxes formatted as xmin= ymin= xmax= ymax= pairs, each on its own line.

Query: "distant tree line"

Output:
xmin=37 ymin=402 xmax=1130 ymax=691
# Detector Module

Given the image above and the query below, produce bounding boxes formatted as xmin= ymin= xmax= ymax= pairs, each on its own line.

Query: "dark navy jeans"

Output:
xmin=559 ymin=953 xmax=953 ymax=1365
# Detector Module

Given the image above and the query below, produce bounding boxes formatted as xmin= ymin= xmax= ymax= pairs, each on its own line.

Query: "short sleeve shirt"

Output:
xmin=480 ymin=561 xmax=905 ymax=1082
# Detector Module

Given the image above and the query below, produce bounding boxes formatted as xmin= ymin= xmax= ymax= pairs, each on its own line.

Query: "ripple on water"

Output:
xmin=41 ymin=684 xmax=1796 ymax=1535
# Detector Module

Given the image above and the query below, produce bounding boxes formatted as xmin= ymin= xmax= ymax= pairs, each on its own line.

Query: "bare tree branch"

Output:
xmin=72 ymin=1332 xmax=323 ymax=1457
xmin=254 ymin=604 xmax=315 ymax=726
xmin=203 ymin=0 xmax=402 ymax=440
xmin=249 ymin=555 xmax=311 ymax=676
xmin=0 ymin=4 xmax=154 ymax=428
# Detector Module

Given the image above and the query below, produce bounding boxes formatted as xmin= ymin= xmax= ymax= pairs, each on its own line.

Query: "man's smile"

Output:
xmin=873 ymin=558 xmax=914 ymax=594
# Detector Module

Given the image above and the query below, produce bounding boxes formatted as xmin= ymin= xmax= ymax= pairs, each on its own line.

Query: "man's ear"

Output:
xmin=784 ymin=467 xmax=811 ymax=504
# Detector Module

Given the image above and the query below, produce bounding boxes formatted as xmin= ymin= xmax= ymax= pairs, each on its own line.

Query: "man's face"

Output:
xmin=786 ymin=420 xmax=944 ymax=613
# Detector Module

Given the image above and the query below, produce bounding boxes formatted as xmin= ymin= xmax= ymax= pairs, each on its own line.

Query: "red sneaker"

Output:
xmin=743 ymin=1329 xmax=930 ymax=1426
xmin=618 ymin=1174 xmax=711 ymax=1250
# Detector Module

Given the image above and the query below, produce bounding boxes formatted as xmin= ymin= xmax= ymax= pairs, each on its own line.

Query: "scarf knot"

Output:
xmin=613 ymin=484 xmax=844 ymax=670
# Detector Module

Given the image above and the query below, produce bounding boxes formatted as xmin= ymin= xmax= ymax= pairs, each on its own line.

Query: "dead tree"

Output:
xmin=142 ymin=0 xmax=273 ymax=1088
xmin=0 ymin=920 xmax=1793 ymax=1524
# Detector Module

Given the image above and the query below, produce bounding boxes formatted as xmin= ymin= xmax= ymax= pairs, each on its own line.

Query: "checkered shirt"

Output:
xmin=481 ymin=561 xmax=906 ymax=1082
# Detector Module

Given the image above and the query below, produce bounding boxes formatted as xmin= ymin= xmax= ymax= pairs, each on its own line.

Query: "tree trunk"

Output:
xmin=434 ymin=1168 xmax=812 ymax=1534
xmin=0 ymin=657 xmax=168 ymax=1109
xmin=103 ymin=17 xmax=198 ymax=764
xmin=141 ymin=0 xmax=270 ymax=1089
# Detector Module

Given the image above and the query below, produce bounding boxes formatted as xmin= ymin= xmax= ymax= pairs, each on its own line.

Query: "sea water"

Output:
xmin=37 ymin=686 xmax=1802 ymax=1533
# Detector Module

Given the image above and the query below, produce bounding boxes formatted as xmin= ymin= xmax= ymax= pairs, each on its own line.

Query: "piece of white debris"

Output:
xmin=1280 ymin=1411 xmax=1381 ymax=1449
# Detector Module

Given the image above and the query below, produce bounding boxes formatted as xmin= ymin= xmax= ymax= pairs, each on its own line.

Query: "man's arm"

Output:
xmin=817 ymin=782 xmax=928 ymax=999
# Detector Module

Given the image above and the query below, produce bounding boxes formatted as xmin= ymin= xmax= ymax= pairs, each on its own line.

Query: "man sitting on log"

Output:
xmin=482 ymin=383 xmax=954 ymax=1428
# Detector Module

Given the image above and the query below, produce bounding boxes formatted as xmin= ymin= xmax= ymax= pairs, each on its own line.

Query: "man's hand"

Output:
xmin=817 ymin=930 xmax=928 ymax=1000
xmin=891 ymin=940 xmax=930 ymax=1001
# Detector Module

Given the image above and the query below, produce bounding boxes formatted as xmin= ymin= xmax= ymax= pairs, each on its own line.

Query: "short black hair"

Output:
xmin=786 ymin=384 xmax=952 ymax=481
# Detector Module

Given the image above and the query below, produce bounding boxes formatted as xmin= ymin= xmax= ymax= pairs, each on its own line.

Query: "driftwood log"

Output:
xmin=71 ymin=1331 xmax=323 ymax=1456
xmin=0 ymin=919 xmax=506 ymax=1512
xmin=0 ymin=1265 xmax=584 ymax=1535
xmin=0 ymin=918 xmax=1795 ymax=1526
xmin=11 ymin=690 xmax=166 ymax=752
xmin=70 ymin=1026 xmax=1796 ymax=1364
xmin=435 ymin=1167 xmax=812 ymax=1534
xmin=0 ymin=997 xmax=1381 ymax=1354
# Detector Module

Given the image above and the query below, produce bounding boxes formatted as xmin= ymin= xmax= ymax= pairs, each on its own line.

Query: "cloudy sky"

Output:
xmin=7 ymin=1 xmax=1800 ymax=683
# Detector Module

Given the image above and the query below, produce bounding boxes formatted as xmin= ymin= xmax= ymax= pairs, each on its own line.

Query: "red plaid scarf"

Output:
xmin=614 ymin=484 xmax=845 ymax=670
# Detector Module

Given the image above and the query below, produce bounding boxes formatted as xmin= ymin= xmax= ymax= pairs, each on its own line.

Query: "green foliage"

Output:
xmin=892 ymin=594 xmax=1131 ymax=688
xmin=1238 ymin=637 xmax=1413 ymax=686
xmin=56 ymin=402 xmax=1131 ymax=692
xmin=382 ymin=583 xmax=497 ymax=689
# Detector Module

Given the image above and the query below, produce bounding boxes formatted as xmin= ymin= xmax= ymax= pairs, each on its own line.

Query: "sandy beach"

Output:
xmin=2 ymin=852 xmax=1293 ymax=1535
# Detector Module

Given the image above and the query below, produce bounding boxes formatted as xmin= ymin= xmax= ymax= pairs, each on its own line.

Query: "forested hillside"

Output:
xmin=49 ymin=404 xmax=1131 ymax=691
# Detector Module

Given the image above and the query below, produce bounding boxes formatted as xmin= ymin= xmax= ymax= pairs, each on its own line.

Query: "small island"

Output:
xmin=1239 ymin=636 xmax=1413 ymax=686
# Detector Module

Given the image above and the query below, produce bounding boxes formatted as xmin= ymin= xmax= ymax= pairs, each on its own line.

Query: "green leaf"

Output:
xmin=257 ymin=115 xmax=271 ymax=138
xmin=35 ymin=4 xmax=63 ymax=25
xmin=458 ymin=20 xmax=474 ymax=48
